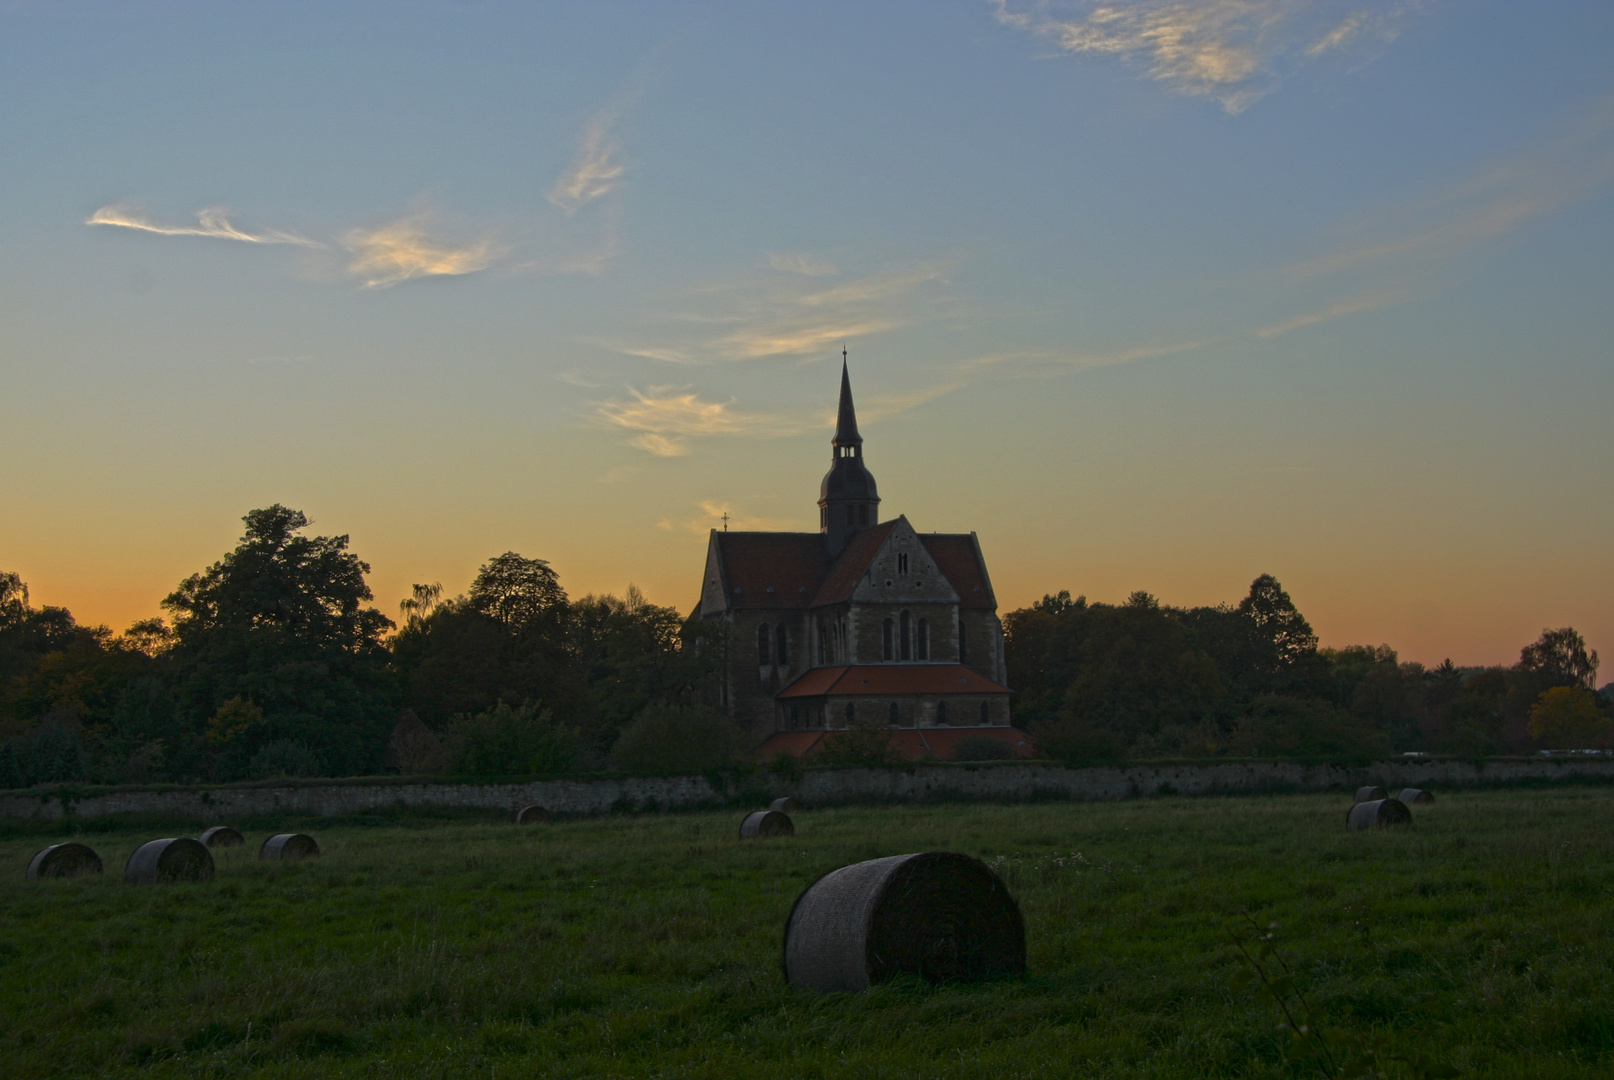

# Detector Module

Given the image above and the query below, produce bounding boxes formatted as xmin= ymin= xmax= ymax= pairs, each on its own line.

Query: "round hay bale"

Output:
xmin=1398 ymin=788 xmax=1434 ymax=805
xmin=259 ymin=833 xmax=320 ymax=861
xmin=26 ymin=843 xmax=103 ymax=880
xmin=199 ymin=826 xmax=244 ymax=848
xmin=515 ymin=804 xmax=551 ymax=825
xmin=1353 ymin=785 xmax=1389 ymax=803
xmin=124 ymin=838 xmax=215 ymax=884
xmin=740 ymin=809 xmax=794 ymax=839
xmin=769 ymin=796 xmax=804 ymax=814
xmin=783 ymin=851 xmax=1026 ymax=992
xmin=1346 ymin=798 xmax=1412 ymax=831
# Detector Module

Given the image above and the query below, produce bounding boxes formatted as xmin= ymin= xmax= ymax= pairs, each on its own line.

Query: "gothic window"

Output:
xmin=758 ymin=624 xmax=770 ymax=665
xmin=844 ymin=703 xmax=854 ymax=725
xmin=958 ymin=619 xmax=968 ymax=665
xmin=776 ymin=625 xmax=789 ymax=667
xmin=980 ymin=700 xmax=990 ymax=725
xmin=897 ymin=553 xmax=908 ymax=575
xmin=882 ymin=618 xmax=893 ymax=661
xmin=936 ymin=701 xmax=947 ymax=725
xmin=917 ymin=618 xmax=929 ymax=660
xmin=899 ymin=610 xmax=911 ymax=660
xmin=889 ymin=701 xmax=899 ymax=725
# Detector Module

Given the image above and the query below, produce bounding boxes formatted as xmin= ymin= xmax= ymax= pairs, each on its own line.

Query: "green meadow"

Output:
xmin=2 ymin=787 xmax=1612 ymax=1078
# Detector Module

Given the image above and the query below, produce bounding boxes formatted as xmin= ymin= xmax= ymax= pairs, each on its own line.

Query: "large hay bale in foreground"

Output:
xmin=125 ymin=838 xmax=215 ymax=883
xmin=1346 ymin=798 xmax=1412 ymax=831
xmin=784 ymin=852 xmax=1026 ymax=992
xmin=740 ymin=810 xmax=794 ymax=839
xmin=259 ymin=833 xmax=320 ymax=861
xmin=27 ymin=843 xmax=103 ymax=880
xmin=199 ymin=826 xmax=244 ymax=848
xmin=1398 ymin=788 xmax=1434 ymax=805
xmin=515 ymin=805 xmax=551 ymax=825
xmin=769 ymin=796 xmax=804 ymax=814
xmin=1353 ymin=785 xmax=1389 ymax=803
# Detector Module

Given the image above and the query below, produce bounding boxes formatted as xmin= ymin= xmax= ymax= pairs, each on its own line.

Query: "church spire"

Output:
xmin=833 ymin=347 xmax=862 ymax=449
xmin=818 ymin=350 xmax=880 ymax=557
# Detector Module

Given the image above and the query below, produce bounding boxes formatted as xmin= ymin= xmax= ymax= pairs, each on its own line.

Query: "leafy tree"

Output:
xmin=1517 ymin=627 xmax=1599 ymax=688
xmin=446 ymin=701 xmax=581 ymax=775
xmin=469 ymin=553 xmax=567 ymax=636
xmin=1528 ymin=686 xmax=1611 ymax=749
xmin=610 ymin=700 xmax=739 ymax=772
xmin=161 ymin=506 xmax=395 ymax=778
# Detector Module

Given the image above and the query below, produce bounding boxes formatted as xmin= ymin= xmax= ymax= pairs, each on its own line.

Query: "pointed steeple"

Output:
xmin=833 ymin=349 xmax=862 ymax=449
xmin=819 ymin=349 xmax=879 ymax=557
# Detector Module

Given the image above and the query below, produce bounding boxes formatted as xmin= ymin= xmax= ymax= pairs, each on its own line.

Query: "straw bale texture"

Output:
xmin=783 ymin=851 xmax=1026 ymax=992
xmin=769 ymin=796 xmax=804 ymax=814
xmin=1346 ymin=798 xmax=1412 ymax=831
xmin=26 ymin=842 xmax=102 ymax=880
xmin=516 ymin=805 xmax=551 ymax=824
xmin=259 ymin=833 xmax=320 ymax=860
xmin=1353 ymin=785 xmax=1389 ymax=803
xmin=124 ymin=838 xmax=215 ymax=883
xmin=740 ymin=810 xmax=794 ymax=839
xmin=1398 ymin=788 xmax=1434 ymax=804
xmin=199 ymin=826 xmax=244 ymax=848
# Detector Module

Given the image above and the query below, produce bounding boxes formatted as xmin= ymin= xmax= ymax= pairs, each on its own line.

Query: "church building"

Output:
xmin=693 ymin=358 xmax=1032 ymax=760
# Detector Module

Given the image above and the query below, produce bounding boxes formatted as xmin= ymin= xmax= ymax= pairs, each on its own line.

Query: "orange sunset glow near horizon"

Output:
xmin=3 ymin=2 xmax=1611 ymax=673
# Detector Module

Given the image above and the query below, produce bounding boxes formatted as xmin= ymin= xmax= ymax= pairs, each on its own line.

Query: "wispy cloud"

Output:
xmin=87 ymin=204 xmax=322 ymax=246
xmin=549 ymin=109 xmax=628 ymax=214
xmin=595 ymin=387 xmax=785 ymax=456
xmin=990 ymin=1 xmax=1426 ymax=113
xmin=613 ymin=258 xmax=958 ymax=366
xmin=766 ymin=251 xmax=837 ymax=276
xmin=342 ymin=216 xmax=497 ymax=288
xmin=1254 ymin=289 xmax=1403 ymax=337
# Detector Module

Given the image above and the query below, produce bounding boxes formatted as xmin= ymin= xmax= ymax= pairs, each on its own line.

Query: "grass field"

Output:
xmin=2 ymin=787 xmax=1613 ymax=1078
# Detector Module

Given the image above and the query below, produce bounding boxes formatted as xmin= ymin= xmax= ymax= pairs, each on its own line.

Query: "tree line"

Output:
xmin=2 ymin=506 xmax=1608 ymax=786
xmin=1006 ymin=577 xmax=1609 ymax=764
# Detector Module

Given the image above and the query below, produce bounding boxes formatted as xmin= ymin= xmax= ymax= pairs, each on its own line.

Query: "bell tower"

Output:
xmin=818 ymin=351 xmax=880 ymax=557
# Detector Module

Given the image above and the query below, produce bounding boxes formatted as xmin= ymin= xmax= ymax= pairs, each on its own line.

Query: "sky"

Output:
xmin=2 ymin=0 xmax=1611 ymax=669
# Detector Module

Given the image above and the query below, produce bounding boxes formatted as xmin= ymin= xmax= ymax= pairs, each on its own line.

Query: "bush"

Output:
xmin=951 ymin=736 xmax=1015 ymax=761
xmin=610 ymin=701 xmax=741 ymax=773
xmin=249 ymin=740 xmax=325 ymax=779
xmin=447 ymin=701 xmax=581 ymax=775
xmin=1027 ymin=716 xmax=1126 ymax=766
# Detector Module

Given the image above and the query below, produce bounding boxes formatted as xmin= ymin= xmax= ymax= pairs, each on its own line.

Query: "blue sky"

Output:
xmin=2 ymin=1 xmax=1611 ymax=666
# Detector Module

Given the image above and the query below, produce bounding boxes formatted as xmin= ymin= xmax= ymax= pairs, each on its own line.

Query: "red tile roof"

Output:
xmin=753 ymin=725 xmax=1036 ymax=761
xmin=918 ymin=534 xmax=996 ymax=610
xmin=711 ymin=532 xmax=828 ymax=609
xmin=777 ymin=664 xmax=1009 ymax=698
xmin=811 ymin=521 xmax=897 ymax=606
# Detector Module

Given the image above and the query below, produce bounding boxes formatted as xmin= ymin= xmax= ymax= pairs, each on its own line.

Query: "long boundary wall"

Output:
xmin=4 ymin=757 xmax=1614 ymax=822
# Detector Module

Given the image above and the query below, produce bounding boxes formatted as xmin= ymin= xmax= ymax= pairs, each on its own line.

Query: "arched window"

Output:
xmin=958 ymin=619 xmax=968 ymax=665
xmin=900 ymin=610 xmax=911 ymax=660
xmin=843 ymin=702 xmax=854 ymax=725
xmin=897 ymin=553 xmax=909 ymax=575
xmin=888 ymin=701 xmax=899 ymax=725
xmin=758 ymin=624 xmax=771 ymax=665
xmin=936 ymin=701 xmax=947 ymax=725
xmin=917 ymin=618 xmax=929 ymax=660
xmin=980 ymin=700 xmax=990 ymax=725
xmin=776 ymin=624 xmax=789 ymax=667
xmin=882 ymin=618 xmax=894 ymax=661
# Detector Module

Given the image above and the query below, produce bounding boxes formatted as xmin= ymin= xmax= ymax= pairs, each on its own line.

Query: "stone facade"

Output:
xmin=694 ymin=359 xmax=1017 ymax=757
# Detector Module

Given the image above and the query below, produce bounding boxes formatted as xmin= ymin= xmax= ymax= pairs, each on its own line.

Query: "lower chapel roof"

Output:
xmin=710 ymin=527 xmax=997 ymax=611
xmin=754 ymin=726 xmax=1036 ymax=762
xmin=777 ymin=664 xmax=1010 ymax=699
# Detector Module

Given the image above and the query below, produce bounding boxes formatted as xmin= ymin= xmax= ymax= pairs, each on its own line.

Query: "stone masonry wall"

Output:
xmin=3 ymin=757 xmax=1613 ymax=822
